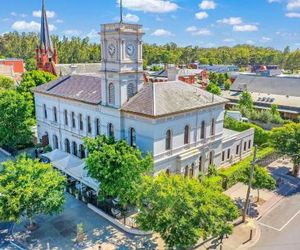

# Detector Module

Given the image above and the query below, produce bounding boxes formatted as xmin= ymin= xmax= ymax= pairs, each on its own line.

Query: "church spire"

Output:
xmin=120 ymin=0 xmax=123 ymax=23
xmin=40 ymin=0 xmax=53 ymax=53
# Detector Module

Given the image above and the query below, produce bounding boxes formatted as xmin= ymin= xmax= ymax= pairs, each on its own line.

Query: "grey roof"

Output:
xmin=56 ymin=63 xmax=101 ymax=76
xmin=231 ymin=74 xmax=300 ymax=97
xmin=40 ymin=0 xmax=53 ymax=55
xmin=121 ymin=81 xmax=227 ymax=117
xmin=33 ymin=74 xmax=102 ymax=105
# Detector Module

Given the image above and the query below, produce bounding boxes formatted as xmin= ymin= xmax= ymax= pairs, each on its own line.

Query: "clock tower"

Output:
xmin=100 ymin=23 xmax=144 ymax=108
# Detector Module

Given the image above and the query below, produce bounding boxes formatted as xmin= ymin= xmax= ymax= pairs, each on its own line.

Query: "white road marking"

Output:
xmin=258 ymin=222 xmax=281 ymax=231
xmin=278 ymin=209 xmax=300 ymax=231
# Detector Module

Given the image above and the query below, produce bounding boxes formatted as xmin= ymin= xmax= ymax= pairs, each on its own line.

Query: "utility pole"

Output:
xmin=242 ymin=145 xmax=257 ymax=223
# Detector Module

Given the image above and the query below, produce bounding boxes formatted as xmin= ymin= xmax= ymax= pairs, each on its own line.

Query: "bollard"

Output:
xmin=220 ymin=243 xmax=223 ymax=250
xmin=250 ymin=229 xmax=253 ymax=241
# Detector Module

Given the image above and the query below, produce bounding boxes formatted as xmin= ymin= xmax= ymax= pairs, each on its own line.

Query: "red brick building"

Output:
xmin=0 ymin=58 xmax=25 ymax=74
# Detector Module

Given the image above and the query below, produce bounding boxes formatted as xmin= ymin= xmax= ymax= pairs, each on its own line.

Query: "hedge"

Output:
xmin=217 ymin=147 xmax=275 ymax=190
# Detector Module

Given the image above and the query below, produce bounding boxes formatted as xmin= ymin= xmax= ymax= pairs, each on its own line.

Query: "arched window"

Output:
xmin=53 ymin=107 xmax=57 ymax=122
xmin=79 ymin=144 xmax=85 ymax=159
xmin=108 ymin=123 xmax=114 ymax=138
xmin=108 ymin=83 xmax=115 ymax=105
xmin=127 ymin=82 xmax=135 ymax=99
xmin=200 ymin=121 xmax=205 ymax=139
xmin=72 ymin=141 xmax=78 ymax=156
xmin=165 ymin=130 xmax=172 ymax=150
xmin=129 ymin=128 xmax=136 ymax=147
xmin=53 ymin=135 xmax=58 ymax=149
xmin=184 ymin=125 xmax=190 ymax=144
xmin=65 ymin=138 xmax=70 ymax=153
xmin=95 ymin=118 xmax=100 ymax=136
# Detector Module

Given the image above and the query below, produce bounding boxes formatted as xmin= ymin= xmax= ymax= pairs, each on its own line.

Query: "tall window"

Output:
xmin=64 ymin=110 xmax=68 ymax=126
xmin=129 ymin=128 xmax=136 ymax=147
xmin=79 ymin=114 xmax=83 ymax=131
xmin=248 ymin=140 xmax=252 ymax=149
xmin=165 ymin=130 xmax=172 ymax=150
xmin=236 ymin=145 xmax=240 ymax=155
xmin=198 ymin=156 xmax=202 ymax=173
xmin=72 ymin=141 xmax=78 ymax=156
xmin=53 ymin=135 xmax=58 ymax=149
xmin=87 ymin=116 xmax=92 ymax=134
xmin=96 ymin=118 xmax=100 ymax=136
xmin=244 ymin=141 xmax=247 ymax=151
xmin=222 ymin=151 xmax=225 ymax=161
xmin=184 ymin=165 xmax=189 ymax=177
xmin=79 ymin=144 xmax=85 ymax=159
xmin=53 ymin=107 xmax=57 ymax=122
xmin=72 ymin=112 xmax=76 ymax=128
xmin=127 ymin=82 xmax=135 ymax=99
xmin=108 ymin=123 xmax=114 ymax=138
xmin=227 ymin=149 xmax=231 ymax=159
xmin=108 ymin=83 xmax=115 ymax=105
xmin=209 ymin=151 xmax=214 ymax=165
xmin=65 ymin=138 xmax=70 ymax=153
xmin=184 ymin=125 xmax=190 ymax=145
xmin=43 ymin=104 xmax=47 ymax=119
xmin=211 ymin=118 xmax=215 ymax=136
xmin=200 ymin=121 xmax=205 ymax=139
xmin=190 ymin=163 xmax=195 ymax=177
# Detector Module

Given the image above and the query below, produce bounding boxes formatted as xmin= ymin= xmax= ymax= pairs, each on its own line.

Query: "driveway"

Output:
xmin=13 ymin=194 xmax=158 ymax=250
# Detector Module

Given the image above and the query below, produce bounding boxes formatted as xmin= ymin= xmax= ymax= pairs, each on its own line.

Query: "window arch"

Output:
xmin=108 ymin=123 xmax=114 ymax=138
xmin=108 ymin=83 xmax=115 ymax=105
xmin=53 ymin=135 xmax=59 ymax=149
xmin=184 ymin=125 xmax=190 ymax=144
xmin=72 ymin=141 xmax=78 ymax=156
xmin=129 ymin=128 xmax=136 ymax=147
xmin=65 ymin=138 xmax=70 ymax=153
xmin=127 ymin=82 xmax=135 ymax=99
xmin=165 ymin=129 xmax=172 ymax=150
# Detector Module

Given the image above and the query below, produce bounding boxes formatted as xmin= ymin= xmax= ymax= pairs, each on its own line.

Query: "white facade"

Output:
xmin=34 ymin=22 xmax=254 ymax=177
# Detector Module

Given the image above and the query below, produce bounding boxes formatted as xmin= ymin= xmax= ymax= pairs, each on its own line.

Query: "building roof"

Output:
xmin=33 ymin=74 xmax=102 ymax=105
xmin=231 ymin=74 xmax=300 ymax=97
xmin=55 ymin=63 xmax=101 ymax=76
xmin=121 ymin=81 xmax=227 ymax=117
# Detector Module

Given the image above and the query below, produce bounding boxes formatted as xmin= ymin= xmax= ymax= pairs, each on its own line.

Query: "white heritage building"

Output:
xmin=33 ymin=21 xmax=254 ymax=178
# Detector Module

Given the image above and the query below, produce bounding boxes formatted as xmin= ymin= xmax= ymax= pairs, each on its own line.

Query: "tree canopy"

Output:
xmin=0 ymin=156 xmax=65 ymax=225
xmin=239 ymin=91 xmax=254 ymax=110
xmin=137 ymin=174 xmax=239 ymax=249
xmin=0 ymin=75 xmax=15 ymax=90
xmin=0 ymin=90 xmax=34 ymax=151
xmin=84 ymin=135 xmax=153 ymax=206
xmin=206 ymin=83 xmax=221 ymax=95
xmin=271 ymin=123 xmax=300 ymax=175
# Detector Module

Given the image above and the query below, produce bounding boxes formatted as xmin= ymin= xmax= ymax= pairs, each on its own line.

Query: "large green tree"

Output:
xmin=84 ymin=135 xmax=153 ymax=206
xmin=0 ymin=75 xmax=15 ymax=90
xmin=239 ymin=91 xmax=254 ymax=110
xmin=0 ymin=156 xmax=65 ymax=227
xmin=206 ymin=83 xmax=221 ymax=95
xmin=0 ymin=90 xmax=34 ymax=151
xmin=137 ymin=174 xmax=239 ymax=249
xmin=271 ymin=123 xmax=300 ymax=175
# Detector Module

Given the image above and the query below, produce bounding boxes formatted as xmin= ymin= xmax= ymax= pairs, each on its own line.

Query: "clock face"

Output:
xmin=108 ymin=43 xmax=116 ymax=57
xmin=126 ymin=43 xmax=135 ymax=57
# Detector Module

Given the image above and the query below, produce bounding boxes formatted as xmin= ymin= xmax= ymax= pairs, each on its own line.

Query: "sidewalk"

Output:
xmin=194 ymin=218 xmax=260 ymax=250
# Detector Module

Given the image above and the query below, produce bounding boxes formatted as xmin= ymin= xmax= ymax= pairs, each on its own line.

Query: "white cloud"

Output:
xmin=195 ymin=11 xmax=208 ymax=20
xmin=261 ymin=36 xmax=272 ymax=42
xmin=246 ymin=40 xmax=255 ymax=45
xmin=151 ymin=29 xmax=173 ymax=36
xmin=217 ymin=17 xmax=242 ymax=25
xmin=268 ymin=0 xmax=281 ymax=3
xmin=63 ymin=29 xmax=82 ymax=36
xmin=55 ymin=19 xmax=64 ymax=23
xmin=87 ymin=29 xmax=99 ymax=39
xmin=33 ymin=10 xmax=56 ymax=18
xmin=11 ymin=12 xmax=17 ymax=16
xmin=287 ymin=0 xmax=300 ymax=10
xmin=123 ymin=13 xmax=140 ymax=22
xmin=11 ymin=20 xmax=56 ymax=32
xmin=192 ymin=28 xmax=212 ymax=36
xmin=118 ymin=0 xmax=178 ymax=13
xmin=199 ymin=0 xmax=216 ymax=10
xmin=223 ymin=38 xmax=235 ymax=42
xmin=233 ymin=24 xmax=258 ymax=32
xmin=20 ymin=14 xmax=27 ymax=18
xmin=186 ymin=26 xmax=198 ymax=32
xmin=286 ymin=12 xmax=300 ymax=17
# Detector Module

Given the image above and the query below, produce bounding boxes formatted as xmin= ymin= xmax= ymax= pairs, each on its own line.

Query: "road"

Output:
xmin=252 ymin=186 xmax=300 ymax=250
xmin=0 ymin=222 xmax=13 ymax=248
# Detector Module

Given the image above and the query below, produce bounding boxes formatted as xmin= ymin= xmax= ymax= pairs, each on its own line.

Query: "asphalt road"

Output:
xmin=252 ymin=187 xmax=300 ymax=250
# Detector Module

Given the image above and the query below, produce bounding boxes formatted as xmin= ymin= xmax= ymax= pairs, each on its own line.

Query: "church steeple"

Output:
xmin=36 ymin=0 xmax=58 ymax=75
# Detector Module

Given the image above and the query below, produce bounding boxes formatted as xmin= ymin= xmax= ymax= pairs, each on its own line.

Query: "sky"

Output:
xmin=1 ymin=0 xmax=300 ymax=50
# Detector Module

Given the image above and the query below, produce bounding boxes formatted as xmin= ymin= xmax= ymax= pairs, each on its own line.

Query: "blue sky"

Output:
xmin=1 ymin=0 xmax=300 ymax=50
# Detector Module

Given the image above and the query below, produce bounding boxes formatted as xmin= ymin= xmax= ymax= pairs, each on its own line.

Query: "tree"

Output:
xmin=137 ymin=174 xmax=239 ymax=249
xmin=239 ymin=91 xmax=253 ymax=110
xmin=25 ymin=58 xmax=37 ymax=71
xmin=17 ymin=70 xmax=57 ymax=96
xmin=0 ymin=156 xmax=65 ymax=228
xmin=206 ymin=83 xmax=221 ymax=95
xmin=224 ymin=79 xmax=231 ymax=90
xmin=0 ymin=75 xmax=15 ymax=90
xmin=0 ymin=90 xmax=34 ymax=152
xmin=271 ymin=123 xmax=300 ymax=175
xmin=240 ymin=165 xmax=276 ymax=201
xmin=84 ymin=135 xmax=153 ymax=206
